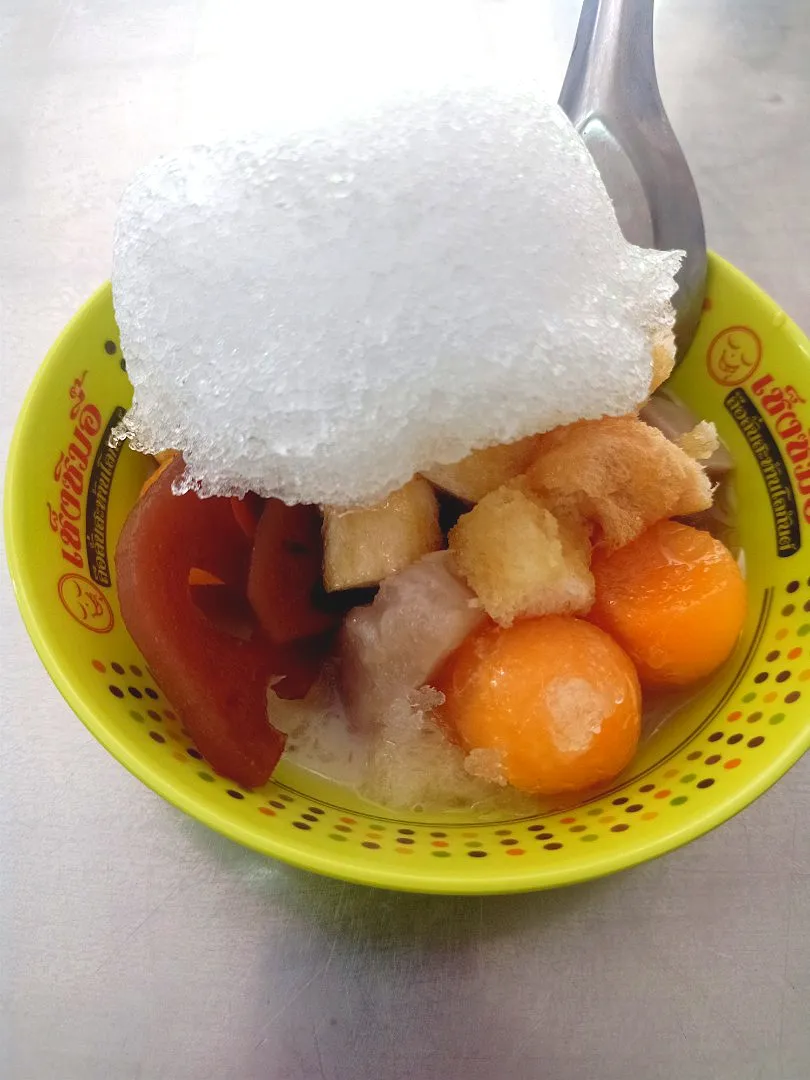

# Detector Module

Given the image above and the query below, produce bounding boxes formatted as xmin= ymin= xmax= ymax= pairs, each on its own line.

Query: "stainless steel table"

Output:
xmin=1 ymin=2 xmax=809 ymax=1077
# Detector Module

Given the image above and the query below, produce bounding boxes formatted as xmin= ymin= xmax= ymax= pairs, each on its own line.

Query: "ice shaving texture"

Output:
xmin=271 ymin=677 xmax=531 ymax=813
xmin=360 ymin=689 xmax=530 ymax=813
xmin=268 ymin=667 xmax=368 ymax=788
xmin=112 ymin=76 xmax=682 ymax=506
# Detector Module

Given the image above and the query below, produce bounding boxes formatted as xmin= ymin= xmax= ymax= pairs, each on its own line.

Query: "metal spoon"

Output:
xmin=560 ymin=0 xmax=707 ymax=359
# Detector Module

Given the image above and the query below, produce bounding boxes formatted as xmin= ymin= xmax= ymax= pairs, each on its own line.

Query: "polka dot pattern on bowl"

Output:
xmin=84 ymin=575 xmax=806 ymax=861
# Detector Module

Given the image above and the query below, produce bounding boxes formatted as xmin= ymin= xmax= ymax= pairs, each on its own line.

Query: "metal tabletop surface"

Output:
xmin=2 ymin=2 xmax=810 ymax=1078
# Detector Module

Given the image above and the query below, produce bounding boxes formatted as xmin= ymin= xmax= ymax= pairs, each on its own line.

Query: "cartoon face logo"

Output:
xmin=707 ymin=326 xmax=762 ymax=386
xmin=57 ymin=574 xmax=114 ymax=634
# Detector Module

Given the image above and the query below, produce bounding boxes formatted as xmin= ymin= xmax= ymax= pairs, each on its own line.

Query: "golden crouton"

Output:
xmin=448 ymin=484 xmax=594 ymax=626
xmin=323 ymin=478 xmax=443 ymax=591
xmin=421 ymin=435 xmax=544 ymax=504
xmin=650 ymin=335 xmax=676 ymax=392
xmin=678 ymin=421 xmax=720 ymax=462
xmin=525 ymin=416 xmax=713 ymax=550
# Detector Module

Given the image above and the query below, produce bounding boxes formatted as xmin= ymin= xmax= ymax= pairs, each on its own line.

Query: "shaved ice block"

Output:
xmin=112 ymin=73 xmax=682 ymax=507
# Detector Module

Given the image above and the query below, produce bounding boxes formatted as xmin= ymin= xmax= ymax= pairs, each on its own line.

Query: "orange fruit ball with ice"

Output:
xmin=589 ymin=519 xmax=746 ymax=688
xmin=436 ymin=616 xmax=642 ymax=796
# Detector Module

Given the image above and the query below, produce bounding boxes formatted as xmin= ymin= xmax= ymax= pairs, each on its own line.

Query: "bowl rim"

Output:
xmin=6 ymin=255 xmax=810 ymax=894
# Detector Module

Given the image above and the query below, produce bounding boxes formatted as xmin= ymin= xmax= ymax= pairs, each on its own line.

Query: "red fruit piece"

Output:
xmin=247 ymin=500 xmax=338 ymax=645
xmin=116 ymin=458 xmax=320 ymax=788
xmin=190 ymin=583 xmax=255 ymax=641
xmin=188 ymin=568 xmax=224 ymax=586
xmin=231 ymin=492 xmax=265 ymax=540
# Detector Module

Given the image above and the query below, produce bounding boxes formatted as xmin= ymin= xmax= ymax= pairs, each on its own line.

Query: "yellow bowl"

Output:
xmin=6 ymin=253 xmax=810 ymax=893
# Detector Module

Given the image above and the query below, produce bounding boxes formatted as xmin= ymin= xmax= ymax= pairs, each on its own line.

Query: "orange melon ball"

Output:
xmin=436 ymin=617 xmax=641 ymax=796
xmin=589 ymin=519 xmax=746 ymax=688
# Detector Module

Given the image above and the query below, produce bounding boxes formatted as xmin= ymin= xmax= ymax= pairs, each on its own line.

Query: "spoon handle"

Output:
xmin=560 ymin=0 xmax=660 ymax=129
xmin=560 ymin=0 xmax=706 ymax=354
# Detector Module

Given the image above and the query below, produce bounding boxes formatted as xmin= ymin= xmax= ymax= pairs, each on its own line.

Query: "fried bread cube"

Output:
xmin=323 ymin=477 xmax=442 ymax=592
xmin=641 ymin=393 xmax=732 ymax=477
xmin=525 ymin=416 xmax=713 ymax=550
xmin=448 ymin=483 xmax=594 ymax=626
xmin=650 ymin=335 xmax=676 ymax=392
xmin=678 ymin=421 xmax=720 ymax=462
xmin=421 ymin=435 xmax=544 ymax=504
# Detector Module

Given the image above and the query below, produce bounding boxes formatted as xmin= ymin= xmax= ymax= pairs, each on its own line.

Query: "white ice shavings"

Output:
xmin=113 ymin=75 xmax=682 ymax=506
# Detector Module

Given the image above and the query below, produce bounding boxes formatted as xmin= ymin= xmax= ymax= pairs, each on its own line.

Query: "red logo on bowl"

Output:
xmin=57 ymin=573 xmax=114 ymax=633
xmin=46 ymin=371 xmax=104 ymax=571
xmin=707 ymin=326 xmax=763 ymax=386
